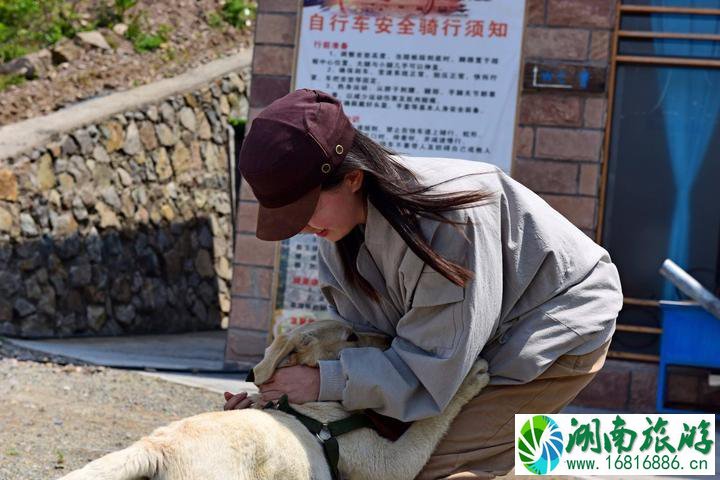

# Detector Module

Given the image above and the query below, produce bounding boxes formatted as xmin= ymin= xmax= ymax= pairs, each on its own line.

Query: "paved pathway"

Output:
xmin=7 ymin=330 xmax=231 ymax=371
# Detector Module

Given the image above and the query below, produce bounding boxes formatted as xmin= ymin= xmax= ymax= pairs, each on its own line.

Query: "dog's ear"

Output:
xmin=252 ymin=334 xmax=297 ymax=385
xmin=347 ymin=332 xmax=359 ymax=342
xmin=276 ymin=352 xmax=299 ymax=369
xmin=300 ymin=332 xmax=315 ymax=346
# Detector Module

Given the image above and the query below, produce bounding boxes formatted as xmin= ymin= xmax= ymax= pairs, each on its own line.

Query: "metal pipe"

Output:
xmin=620 ymin=5 xmax=720 ymax=16
xmin=616 ymin=55 xmax=720 ymax=68
xmin=659 ymin=259 xmax=720 ymax=320
xmin=618 ymin=30 xmax=720 ymax=42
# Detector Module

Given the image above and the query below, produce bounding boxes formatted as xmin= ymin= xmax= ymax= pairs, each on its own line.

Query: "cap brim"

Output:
xmin=256 ymin=186 xmax=321 ymax=241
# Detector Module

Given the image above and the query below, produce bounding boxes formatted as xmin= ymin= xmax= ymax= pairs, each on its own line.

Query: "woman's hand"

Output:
xmin=223 ymin=391 xmax=253 ymax=410
xmin=259 ymin=365 xmax=320 ymax=404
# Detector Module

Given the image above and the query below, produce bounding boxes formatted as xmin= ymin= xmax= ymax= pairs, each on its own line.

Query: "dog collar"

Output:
xmin=266 ymin=395 xmax=374 ymax=480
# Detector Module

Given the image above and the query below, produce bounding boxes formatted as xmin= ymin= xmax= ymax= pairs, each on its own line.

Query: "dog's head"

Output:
xmin=249 ymin=320 xmax=389 ymax=385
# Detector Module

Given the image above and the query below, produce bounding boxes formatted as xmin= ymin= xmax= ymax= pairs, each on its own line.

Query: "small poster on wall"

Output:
xmin=272 ymin=0 xmax=526 ymax=336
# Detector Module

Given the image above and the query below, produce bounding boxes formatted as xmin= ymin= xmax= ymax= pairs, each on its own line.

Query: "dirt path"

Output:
xmin=0 ymin=340 xmax=223 ymax=480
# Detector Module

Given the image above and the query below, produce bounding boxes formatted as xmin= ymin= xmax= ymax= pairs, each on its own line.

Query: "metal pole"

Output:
xmin=659 ymin=259 xmax=720 ymax=320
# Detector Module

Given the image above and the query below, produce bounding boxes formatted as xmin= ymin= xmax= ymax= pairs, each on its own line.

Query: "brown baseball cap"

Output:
xmin=239 ymin=89 xmax=355 ymax=241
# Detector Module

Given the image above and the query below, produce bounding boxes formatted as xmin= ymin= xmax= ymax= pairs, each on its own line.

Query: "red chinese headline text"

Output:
xmin=292 ymin=276 xmax=320 ymax=286
xmin=309 ymin=14 xmax=508 ymax=38
xmin=289 ymin=316 xmax=316 ymax=326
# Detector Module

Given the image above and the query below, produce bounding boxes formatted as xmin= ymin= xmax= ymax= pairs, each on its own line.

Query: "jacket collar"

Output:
xmin=362 ymin=198 xmax=394 ymax=247
xmin=363 ymin=196 xmax=443 ymax=249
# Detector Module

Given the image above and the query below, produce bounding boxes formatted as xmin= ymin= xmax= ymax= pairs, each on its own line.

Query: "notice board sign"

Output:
xmin=271 ymin=0 xmax=526 ymax=336
xmin=294 ymin=0 xmax=526 ymax=171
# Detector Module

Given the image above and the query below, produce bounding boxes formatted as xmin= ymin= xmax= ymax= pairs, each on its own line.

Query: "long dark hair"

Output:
xmin=321 ymin=129 xmax=495 ymax=299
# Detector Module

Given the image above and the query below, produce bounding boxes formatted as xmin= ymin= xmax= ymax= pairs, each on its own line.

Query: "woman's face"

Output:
xmin=301 ymin=170 xmax=366 ymax=242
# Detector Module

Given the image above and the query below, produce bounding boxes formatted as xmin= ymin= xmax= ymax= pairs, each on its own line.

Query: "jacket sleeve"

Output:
xmin=317 ymin=203 xmax=503 ymax=421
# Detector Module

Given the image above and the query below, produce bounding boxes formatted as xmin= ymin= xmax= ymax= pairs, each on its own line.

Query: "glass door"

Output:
xmin=601 ymin=0 xmax=720 ymax=360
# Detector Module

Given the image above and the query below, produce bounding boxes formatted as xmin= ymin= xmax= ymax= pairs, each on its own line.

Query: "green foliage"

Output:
xmin=113 ymin=0 xmax=136 ymax=19
xmin=219 ymin=0 xmax=256 ymax=31
xmin=93 ymin=0 xmax=136 ymax=28
xmin=125 ymin=13 xmax=170 ymax=53
xmin=0 ymin=0 xmax=82 ymax=62
xmin=55 ymin=449 xmax=65 ymax=466
xmin=0 ymin=40 xmax=27 ymax=62
xmin=228 ymin=116 xmax=247 ymax=128
xmin=206 ymin=11 xmax=223 ymax=29
xmin=0 ymin=0 xmax=144 ymax=62
xmin=125 ymin=11 xmax=141 ymax=40
xmin=0 ymin=72 xmax=25 ymax=90
xmin=133 ymin=32 xmax=163 ymax=51
xmin=0 ymin=0 xmax=41 ymax=29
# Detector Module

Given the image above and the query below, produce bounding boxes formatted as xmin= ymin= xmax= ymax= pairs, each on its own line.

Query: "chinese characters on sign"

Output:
xmin=523 ymin=62 xmax=607 ymax=93
xmin=295 ymin=0 xmax=526 ymax=170
xmin=308 ymin=13 xmax=510 ymax=38
xmin=273 ymin=235 xmax=330 ymax=337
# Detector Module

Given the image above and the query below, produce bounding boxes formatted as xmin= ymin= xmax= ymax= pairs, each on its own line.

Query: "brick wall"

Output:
xmin=513 ymin=0 xmax=614 ymax=238
xmin=225 ymin=0 xmax=617 ymax=367
xmin=225 ymin=0 xmax=298 ymax=368
xmin=575 ymin=359 xmax=657 ymax=412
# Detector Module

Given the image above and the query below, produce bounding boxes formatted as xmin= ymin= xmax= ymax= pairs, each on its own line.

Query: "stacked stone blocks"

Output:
xmin=0 ymin=70 xmax=251 ymax=338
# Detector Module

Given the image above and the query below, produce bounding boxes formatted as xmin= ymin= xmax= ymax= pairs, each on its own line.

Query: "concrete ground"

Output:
xmin=6 ymin=330 xmax=232 ymax=371
xmin=6 ymin=333 xmax=717 ymax=479
xmin=139 ymin=370 xmax=257 ymax=395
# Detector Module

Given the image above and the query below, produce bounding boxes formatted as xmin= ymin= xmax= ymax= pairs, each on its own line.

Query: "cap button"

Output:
xmin=335 ymin=144 xmax=344 ymax=155
xmin=321 ymin=163 xmax=332 ymax=174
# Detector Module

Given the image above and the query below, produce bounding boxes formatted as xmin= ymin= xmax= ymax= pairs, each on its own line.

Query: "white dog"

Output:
xmin=59 ymin=320 xmax=490 ymax=480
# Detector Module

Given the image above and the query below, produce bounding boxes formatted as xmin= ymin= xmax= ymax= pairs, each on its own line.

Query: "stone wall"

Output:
xmin=0 ymin=65 xmax=250 ymax=338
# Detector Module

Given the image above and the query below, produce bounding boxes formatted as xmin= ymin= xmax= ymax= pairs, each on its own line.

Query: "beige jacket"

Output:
xmin=317 ymin=155 xmax=623 ymax=422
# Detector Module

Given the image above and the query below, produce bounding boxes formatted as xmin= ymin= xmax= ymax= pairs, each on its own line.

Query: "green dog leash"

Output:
xmin=266 ymin=395 xmax=374 ymax=480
